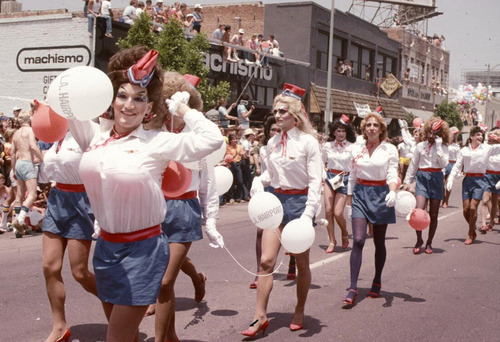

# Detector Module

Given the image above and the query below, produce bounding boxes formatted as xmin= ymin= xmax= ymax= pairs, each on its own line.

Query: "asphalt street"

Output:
xmin=1 ymin=182 xmax=499 ymax=341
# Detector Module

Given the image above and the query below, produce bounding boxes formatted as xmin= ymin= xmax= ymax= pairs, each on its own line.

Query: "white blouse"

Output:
xmin=322 ymin=140 xmax=354 ymax=172
xmin=257 ymin=127 xmax=323 ymax=220
xmin=69 ymin=109 xmax=223 ymax=233
xmin=403 ymin=141 xmax=449 ymax=184
xmin=42 ymin=131 xmax=85 ymax=184
xmin=450 ymin=143 xmax=500 ymax=179
xmin=448 ymin=142 xmax=460 ymax=162
xmin=347 ymin=141 xmax=399 ymax=195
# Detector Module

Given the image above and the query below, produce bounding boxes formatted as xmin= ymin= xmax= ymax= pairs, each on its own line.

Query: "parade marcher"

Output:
xmin=343 ymin=112 xmax=398 ymax=305
xmin=442 ymin=127 xmax=460 ymax=208
xmin=322 ymin=115 xmax=355 ymax=253
xmin=11 ymin=111 xmax=44 ymax=237
xmin=149 ymin=72 xmax=224 ymax=342
xmin=244 ymin=83 xmax=322 ymax=336
xmin=40 ymin=130 xmax=97 ymax=342
xmin=66 ymin=46 xmax=224 ymax=341
xmin=403 ymin=118 xmax=449 ymax=255
xmin=479 ymin=129 xmax=500 ymax=233
xmin=447 ymin=126 xmax=500 ymax=245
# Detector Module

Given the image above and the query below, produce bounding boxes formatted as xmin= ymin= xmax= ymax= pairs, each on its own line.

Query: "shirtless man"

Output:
xmin=11 ymin=111 xmax=43 ymax=237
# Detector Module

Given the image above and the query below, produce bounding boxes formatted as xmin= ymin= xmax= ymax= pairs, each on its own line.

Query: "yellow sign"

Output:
xmin=380 ymin=73 xmax=402 ymax=98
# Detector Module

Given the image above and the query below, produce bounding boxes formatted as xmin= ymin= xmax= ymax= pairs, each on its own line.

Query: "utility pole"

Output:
xmin=325 ymin=0 xmax=335 ymax=136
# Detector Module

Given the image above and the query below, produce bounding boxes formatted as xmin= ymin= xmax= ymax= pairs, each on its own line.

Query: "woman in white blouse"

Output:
xmin=244 ymin=84 xmax=323 ymax=336
xmin=442 ymin=127 xmax=461 ymax=208
xmin=479 ymin=129 xmax=500 ymax=233
xmin=447 ymin=126 xmax=500 ymax=245
xmin=403 ymin=118 xmax=449 ymax=255
xmin=322 ymin=115 xmax=355 ymax=253
xmin=343 ymin=112 xmax=398 ymax=306
xmin=67 ymin=46 xmax=223 ymax=341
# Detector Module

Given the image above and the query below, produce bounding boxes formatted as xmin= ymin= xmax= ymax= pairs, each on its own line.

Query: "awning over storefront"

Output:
xmin=402 ymin=107 xmax=435 ymax=121
xmin=310 ymin=83 xmax=406 ymax=120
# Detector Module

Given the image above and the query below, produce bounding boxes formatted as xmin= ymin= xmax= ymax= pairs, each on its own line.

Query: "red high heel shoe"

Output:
xmin=341 ymin=236 xmax=349 ymax=249
xmin=342 ymin=289 xmax=358 ymax=306
xmin=56 ymin=329 xmax=71 ymax=342
xmin=241 ymin=319 xmax=269 ymax=337
xmin=367 ymin=282 xmax=382 ymax=298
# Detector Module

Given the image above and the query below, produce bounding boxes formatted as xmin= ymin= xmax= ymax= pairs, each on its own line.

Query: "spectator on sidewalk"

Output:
xmin=218 ymin=99 xmax=238 ymax=128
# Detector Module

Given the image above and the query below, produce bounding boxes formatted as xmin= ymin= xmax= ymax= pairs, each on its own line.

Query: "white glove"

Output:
xmin=435 ymin=136 xmax=442 ymax=147
xmin=315 ymin=218 xmax=328 ymax=228
xmin=385 ymin=190 xmax=396 ymax=207
xmin=398 ymin=119 xmax=408 ymax=129
xmin=496 ymin=180 xmax=500 ymax=190
xmin=92 ymin=219 xmax=101 ymax=239
xmin=205 ymin=218 xmax=224 ymax=248
xmin=250 ymin=177 xmax=265 ymax=197
xmin=165 ymin=91 xmax=190 ymax=116
xmin=446 ymin=179 xmax=453 ymax=192
xmin=346 ymin=205 xmax=352 ymax=219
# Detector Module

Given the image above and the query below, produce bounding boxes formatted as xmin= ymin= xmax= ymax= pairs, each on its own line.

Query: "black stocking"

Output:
xmin=349 ymin=218 xmax=368 ymax=289
xmin=426 ymin=199 xmax=441 ymax=245
xmin=372 ymin=224 xmax=388 ymax=285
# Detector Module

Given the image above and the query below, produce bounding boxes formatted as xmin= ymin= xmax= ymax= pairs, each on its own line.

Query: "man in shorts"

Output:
xmin=11 ymin=111 xmax=43 ymax=237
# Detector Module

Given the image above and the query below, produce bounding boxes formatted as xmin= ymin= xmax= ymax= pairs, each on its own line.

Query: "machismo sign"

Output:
xmin=203 ymin=52 xmax=273 ymax=81
xmin=17 ymin=45 xmax=91 ymax=72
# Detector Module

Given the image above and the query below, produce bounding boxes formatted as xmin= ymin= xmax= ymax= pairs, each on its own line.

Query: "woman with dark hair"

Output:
xmin=322 ymin=115 xmax=355 ymax=253
xmin=343 ymin=112 xmax=398 ymax=305
xmin=67 ymin=46 xmax=223 ymax=341
xmin=402 ymin=117 xmax=449 ymax=255
xmin=480 ymin=129 xmax=500 ymax=233
xmin=243 ymin=83 xmax=323 ymax=336
xmin=448 ymin=126 xmax=500 ymax=244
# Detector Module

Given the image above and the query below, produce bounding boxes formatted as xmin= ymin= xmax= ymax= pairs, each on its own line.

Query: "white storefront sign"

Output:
xmin=0 ymin=14 xmax=90 ymax=114
xmin=353 ymin=102 xmax=371 ymax=118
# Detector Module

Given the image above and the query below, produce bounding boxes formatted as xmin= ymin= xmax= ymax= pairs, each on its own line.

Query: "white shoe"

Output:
xmin=244 ymin=59 xmax=254 ymax=66
xmin=234 ymin=56 xmax=240 ymax=61
xmin=256 ymin=60 xmax=262 ymax=67
xmin=227 ymin=58 xmax=236 ymax=63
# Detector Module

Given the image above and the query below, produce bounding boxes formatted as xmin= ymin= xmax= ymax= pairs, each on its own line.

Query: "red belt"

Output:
xmin=449 ymin=160 xmax=456 ymax=163
xmin=329 ymin=169 xmax=349 ymax=175
xmin=419 ymin=168 xmax=442 ymax=172
xmin=55 ymin=183 xmax=86 ymax=192
xmin=465 ymin=173 xmax=484 ymax=177
xmin=100 ymin=224 xmax=162 ymax=243
xmin=275 ymin=188 xmax=308 ymax=195
xmin=486 ymin=170 xmax=500 ymax=175
xmin=357 ymin=178 xmax=386 ymax=186
xmin=164 ymin=190 xmax=198 ymax=200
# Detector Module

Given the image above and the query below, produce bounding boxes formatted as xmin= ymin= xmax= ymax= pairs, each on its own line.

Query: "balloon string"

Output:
xmin=222 ymin=229 xmax=287 ymax=277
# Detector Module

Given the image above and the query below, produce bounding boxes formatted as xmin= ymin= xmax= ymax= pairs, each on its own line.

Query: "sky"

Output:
xmin=16 ymin=0 xmax=500 ymax=87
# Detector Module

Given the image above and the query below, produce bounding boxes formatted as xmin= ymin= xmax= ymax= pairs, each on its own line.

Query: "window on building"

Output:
xmin=316 ymin=30 xmax=329 ymax=71
xmin=333 ymin=37 xmax=344 ymax=68
xmin=362 ymin=48 xmax=373 ymax=81
xmin=349 ymin=44 xmax=360 ymax=78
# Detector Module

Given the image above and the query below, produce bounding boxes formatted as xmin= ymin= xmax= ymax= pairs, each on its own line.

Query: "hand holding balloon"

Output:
xmin=205 ymin=218 xmax=224 ymax=248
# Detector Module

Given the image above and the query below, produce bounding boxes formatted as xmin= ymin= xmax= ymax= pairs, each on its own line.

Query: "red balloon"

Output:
xmin=31 ymin=100 xmax=68 ymax=143
xmin=161 ymin=161 xmax=192 ymax=198
xmin=408 ymin=208 xmax=430 ymax=231
xmin=412 ymin=117 xmax=423 ymax=128
xmin=224 ymin=154 xmax=233 ymax=164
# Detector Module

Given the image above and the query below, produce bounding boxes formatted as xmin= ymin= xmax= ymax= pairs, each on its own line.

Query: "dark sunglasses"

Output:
xmin=273 ymin=107 xmax=288 ymax=115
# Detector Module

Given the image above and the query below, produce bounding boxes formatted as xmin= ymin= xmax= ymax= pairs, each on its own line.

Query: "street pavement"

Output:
xmin=1 ymin=183 xmax=499 ymax=341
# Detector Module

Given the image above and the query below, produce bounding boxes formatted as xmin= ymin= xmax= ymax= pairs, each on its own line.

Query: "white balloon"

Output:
xmin=248 ymin=192 xmax=283 ymax=230
xmin=214 ymin=166 xmax=233 ymax=195
xmin=281 ymin=218 xmax=315 ymax=254
xmin=47 ymin=66 xmax=114 ymax=121
xmin=395 ymin=190 xmax=417 ymax=217
xmin=182 ymin=141 xmax=226 ymax=170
